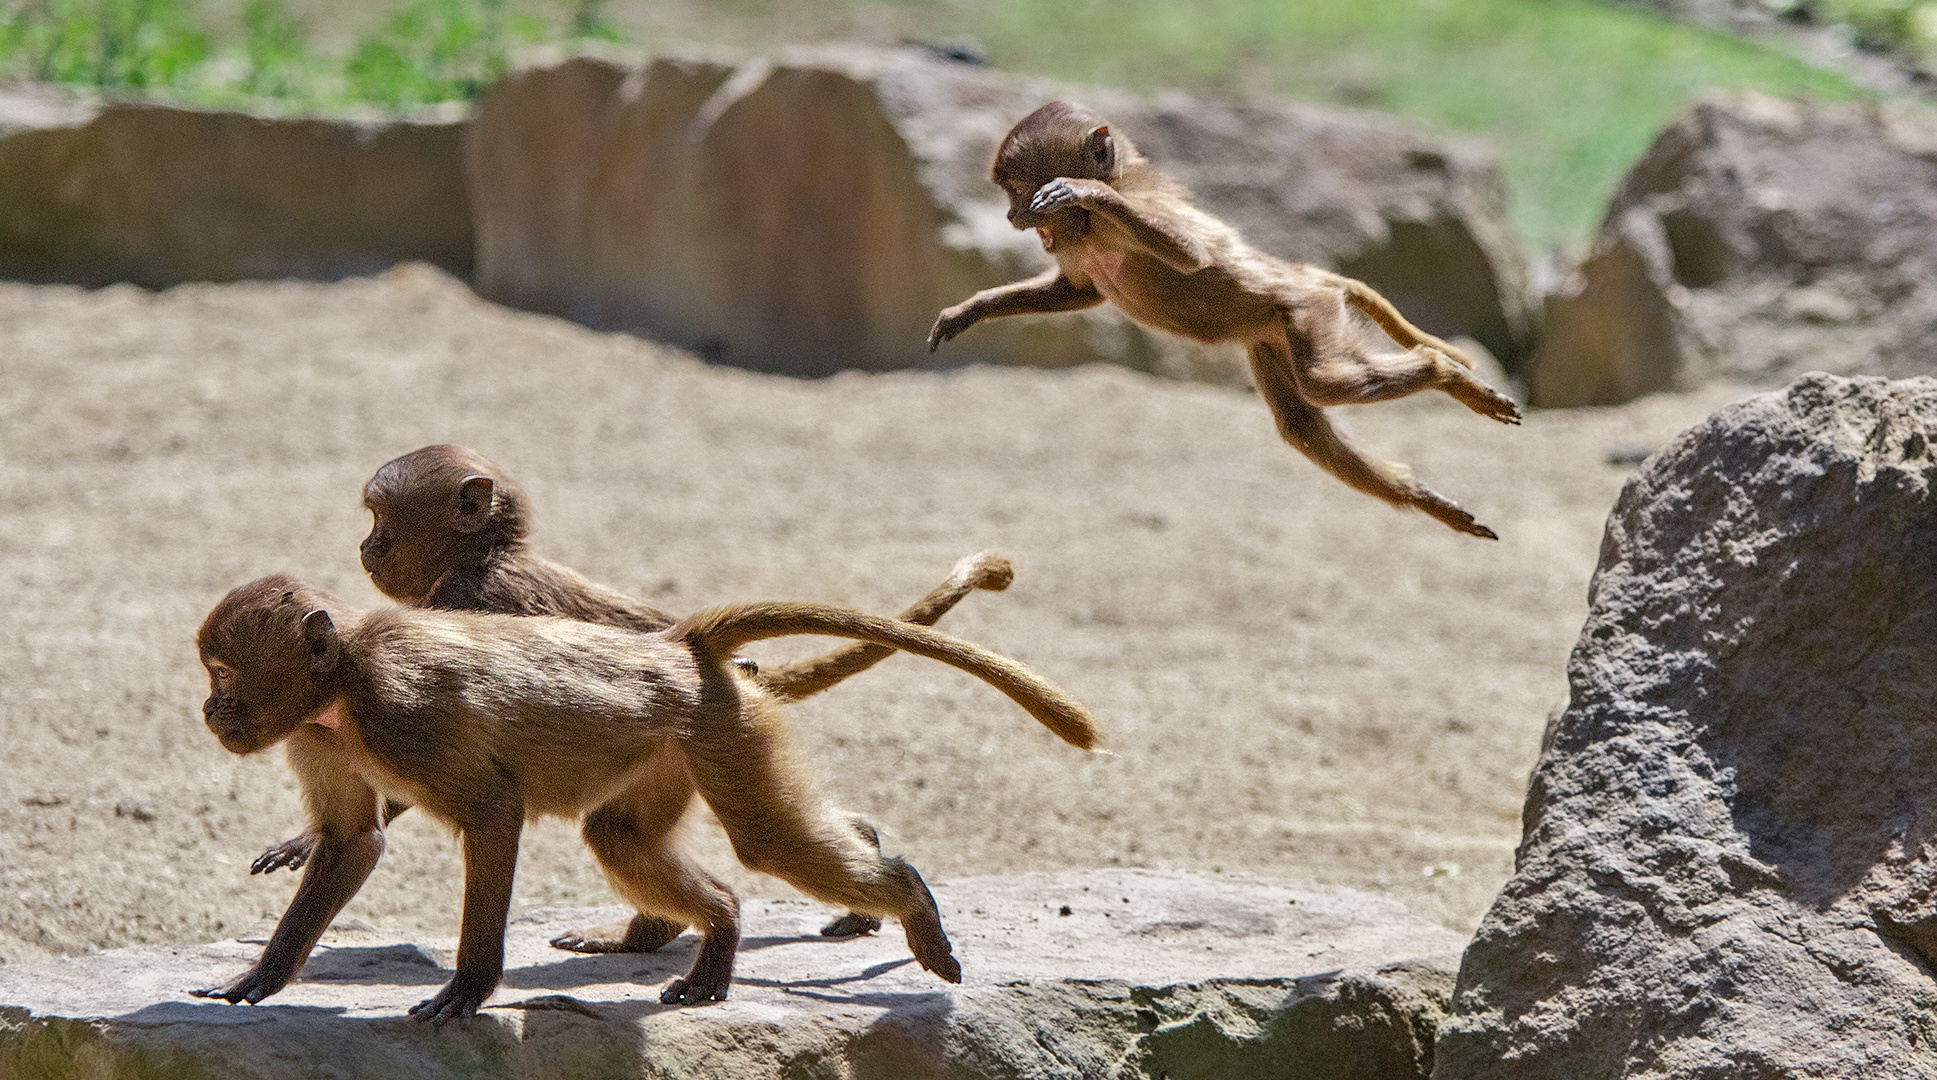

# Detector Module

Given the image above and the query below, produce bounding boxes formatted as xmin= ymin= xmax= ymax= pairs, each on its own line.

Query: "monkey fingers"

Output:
xmin=190 ymin=961 xmax=294 ymax=1005
xmin=927 ymin=304 xmax=978 ymax=352
xmin=410 ymin=972 xmax=497 ymax=1024
xmin=660 ymin=920 xmax=739 ymax=1005
xmin=250 ymin=833 xmax=316 ymax=875
xmin=1028 ymin=177 xmax=1083 ymax=216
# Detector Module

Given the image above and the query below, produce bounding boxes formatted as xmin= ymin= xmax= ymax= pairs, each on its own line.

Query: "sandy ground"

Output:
xmin=0 ymin=265 xmax=1752 ymax=965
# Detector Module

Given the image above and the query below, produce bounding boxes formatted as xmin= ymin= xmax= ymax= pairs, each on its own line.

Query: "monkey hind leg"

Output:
xmin=1246 ymin=342 xmax=1497 ymax=540
xmin=683 ymin=706 xmax=959 ymax=980
xmin=579 ymin=799 xmax=742 ymax=1004
xmin=550 ymin=912 xmax=686 ymax=954
xmin=1287 ymin=297 xmax=1520 ymax=424
xmin=820 ymin=816 xmax=884 ymax=937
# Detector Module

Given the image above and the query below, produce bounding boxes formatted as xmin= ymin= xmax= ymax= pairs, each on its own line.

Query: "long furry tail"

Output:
xmin=759 ymin=552 xmax=1013 ymax=702
xmin=671 ymin=602 xmax=1097 ymax=750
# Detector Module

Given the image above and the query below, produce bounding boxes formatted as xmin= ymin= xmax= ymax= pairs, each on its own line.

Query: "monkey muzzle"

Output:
xmin=202 ymin=698 xmax=259 ymax=754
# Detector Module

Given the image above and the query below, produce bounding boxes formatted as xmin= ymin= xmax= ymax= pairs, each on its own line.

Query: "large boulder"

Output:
xmin=1434 ymin=374 xmax=1937 ymax=1078
xmin=0 ymin=87 xmax=471 ymax=286
xmin=467 ymin=44 xmax=1530 ymax=380
xmin=1530 ymin=93 xmax=1937 ymax=406
xmin=0 ymin=870 xmax=1462 ymax=1080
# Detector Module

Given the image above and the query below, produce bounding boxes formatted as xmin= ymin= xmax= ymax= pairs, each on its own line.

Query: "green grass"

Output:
xmin=0 ymin=0 xmax=1873 ymax=249
xmin=884 ymin=0 xmax=1860 ymax=250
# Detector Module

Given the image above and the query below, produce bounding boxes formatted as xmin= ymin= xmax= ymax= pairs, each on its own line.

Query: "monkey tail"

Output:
xmin=1338 ymin=278 xmax=1473 ymax=368
xmin=671 ymin=603 xmax=1098 ymax=750
xmin=1245 ymin=341 xmax=1496 ymax=540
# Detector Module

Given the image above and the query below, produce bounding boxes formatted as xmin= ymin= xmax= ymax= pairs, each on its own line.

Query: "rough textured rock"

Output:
xmin=1434 ymin=374 xmax=1937 ymax=1078
xmin=1530 ymin=93 xmax=1937 ymax=406
xmin=0 ymin=87 xmax=471 ymax=286
xmin=467 ymin=45 xmax=1530 ymax=381
xmin=0 ymin=870 xmax=1460 ymax=1079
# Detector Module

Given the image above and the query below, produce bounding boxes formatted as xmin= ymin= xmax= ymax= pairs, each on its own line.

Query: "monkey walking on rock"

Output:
xmin=930 ymin=101 xmax=1521 ymax=539
xmin=248 ymin=444 xmax=1016 ymax=951
xmin=192 ymin=576 xmax=1098 ymax=1020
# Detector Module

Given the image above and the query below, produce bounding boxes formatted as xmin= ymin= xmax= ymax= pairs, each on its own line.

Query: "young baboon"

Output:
xmin=252 ymin=445 xmax=1013 ymax=949
xmin=192 ymin=576 xmax=1096 ymax=1020
xmin=929 ymin=101 xmax=1521 ymax=539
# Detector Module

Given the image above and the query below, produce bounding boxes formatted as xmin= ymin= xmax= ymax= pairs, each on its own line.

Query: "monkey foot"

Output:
xmin=410 ymin=975 xmax=495 ymax=1024
xmin=820 ymin=912 xmax=883 ymax=938
xmin=1415 ymin=491 xmax=1499 ymax=540
xmin=1461 ymin=383 xmax=1523 ymax=425
xmin=551 ymin=914 xmax=685 ymax=954
xmin=659 ymin=974 xmax=730 ymax=1005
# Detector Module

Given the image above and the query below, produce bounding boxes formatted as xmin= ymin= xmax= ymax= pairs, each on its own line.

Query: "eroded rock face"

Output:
xmin=1530 ymin=93 xmax=1937 ymax=406
xmin=0 ymin=89 xmax=472 ymax=287
xmin=467 ymin=45 xmax=1529 ymax=380
xmin=0 ymin=870 xmax=1461 ymax=1080
xmin=1434 ymin=374 xmax=1937 ymax=1078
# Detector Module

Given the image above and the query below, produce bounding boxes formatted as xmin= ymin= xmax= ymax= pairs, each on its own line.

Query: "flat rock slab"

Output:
xmin=0 ymin=870 xmax=1460 ymax=1079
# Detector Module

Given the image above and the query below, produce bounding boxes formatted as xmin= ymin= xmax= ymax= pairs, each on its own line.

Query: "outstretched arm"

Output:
xmin=195 ymin=735 xmax=385 ymax=1004
xmin=1029 ymin=179 xmax=1211 ymax=275
xmin=929 ymin=269 xmax=1102 ymax=352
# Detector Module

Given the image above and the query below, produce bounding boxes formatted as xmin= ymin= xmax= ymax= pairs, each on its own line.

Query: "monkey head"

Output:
xmin=993 ymin=101 xmax=1128 ymax=229
xmin=360 ymin=445 xmax=529 ymax=602
xmin=197 ymin=575 xmax=346 ymax=755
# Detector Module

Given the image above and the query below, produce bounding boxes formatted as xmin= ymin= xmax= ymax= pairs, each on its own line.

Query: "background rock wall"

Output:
xmin=466 ymin=45 xmax=1531 ymax=380
xmin=1530 ymin=93 xmax=1937 ymax=406
xmin=0 ymin=90 xmax=472 ymax=286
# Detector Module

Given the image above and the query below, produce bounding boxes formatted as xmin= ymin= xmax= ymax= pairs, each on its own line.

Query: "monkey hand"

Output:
xmin=1029 ymin=177 xmax=1106 ymax=216
xmin=410 ymin=972 xmax=497 ymax=1023
xmin=190 ymin=961 xmax=294 ymax=1005
xmin=927 ymin=303 xmax=980 ymax=352
xmin=251 ymin=832 xmax=318 ymax=874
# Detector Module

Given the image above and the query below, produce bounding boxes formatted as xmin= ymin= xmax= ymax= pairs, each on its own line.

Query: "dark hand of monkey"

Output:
xmin=250 ymin=834 xmax=315 ymax=875
xmin=190 ymin=961 xmax=295 ymax=1005
xmin=409 ymin=971 xmax=499 ymax=1024
xmin=928 ymin=302 xmax=979 ymax=353
xmin=1029 ymin=177 xmax=1096 ymax=216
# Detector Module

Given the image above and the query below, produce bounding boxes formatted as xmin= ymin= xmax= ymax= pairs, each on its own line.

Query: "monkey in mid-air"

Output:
xmin=250 ymin=444 xmax=1014 ymax=949
xmin=192 ymin=576 xmax=1097 ymax=1020
xmin=929 ymin=101 xmax=1521 ymax=539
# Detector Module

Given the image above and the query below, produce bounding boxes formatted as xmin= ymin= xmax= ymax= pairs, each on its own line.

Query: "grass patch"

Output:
xmin=0 ymin=0 xmax=1870 ymax=249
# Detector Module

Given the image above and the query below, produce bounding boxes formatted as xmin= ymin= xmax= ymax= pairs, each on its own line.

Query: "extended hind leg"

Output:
xmin=819 ymin=817 xmax=884 ymax=938
xmin=682 ymin=695 xmax=960 ymax=982
xmin=576 ymin=750 xmax=744 ymax=1004
xmin=1247 ymin=340 xmax=1496 ymax=539
xmin=552 ymin=743 xmax=697 ymax=956
xmin=1287 ymin=292 xmax=1519 ymax=423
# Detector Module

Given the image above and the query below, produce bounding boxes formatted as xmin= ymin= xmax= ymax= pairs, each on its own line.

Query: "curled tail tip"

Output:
xmin=961 ymin=551 xmax=1014 ymax=591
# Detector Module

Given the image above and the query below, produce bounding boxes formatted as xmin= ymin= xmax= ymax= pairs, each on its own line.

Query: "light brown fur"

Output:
xmin=192 ymin=575 xmax=1096 ymax=1020
xmin=253 ymin=445 xmax=1014 ymax=951
xmin=929 ymin=101 xmax=1521 ymax=539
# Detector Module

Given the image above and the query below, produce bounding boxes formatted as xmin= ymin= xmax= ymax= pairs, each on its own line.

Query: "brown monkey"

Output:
xmin=253 ymin=444 xmax=1013 ymax=948
xmin=929 ymin=101 xmax=1521 ymax=539
xmin=192 ymin=576 xmax=1096 ymax=1020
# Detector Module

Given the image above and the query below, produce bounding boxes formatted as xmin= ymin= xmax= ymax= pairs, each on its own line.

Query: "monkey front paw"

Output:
xmin=250 ymin=833 xmax=317 ymax=875
xmin=820 ymin=912 xmax=883 ymax=938
xmin=927 ymin=306 xmax=977 ymax=352
xmin=659 ymin=973 xmax=730 ymax=1005
xmin=410 ymin=974 xmax=496 ymax=1023
xmin=1028 ymin=177 xmax=1085 ymax=216
xmin=190 ymin=963 xmax=292 ymax=1005
xmin=1473 ymin=385 xmax=1523 ymax=425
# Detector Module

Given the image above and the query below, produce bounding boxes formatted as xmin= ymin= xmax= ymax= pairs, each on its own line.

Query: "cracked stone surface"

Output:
xmin=0 ymin=869 xmax=1461 ymax=1079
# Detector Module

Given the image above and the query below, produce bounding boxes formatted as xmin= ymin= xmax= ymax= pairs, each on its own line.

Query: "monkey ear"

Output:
xmin=454 ymin=475 xmax=495 ymax=533
xmin=1085 ymin=125 xmax=1114 ymax=173
xmin=300 ymin=609 xmax=341 ymax=674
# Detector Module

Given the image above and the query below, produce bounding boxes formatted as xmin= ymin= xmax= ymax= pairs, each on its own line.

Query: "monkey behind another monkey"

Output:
xmin=192 ymin=576 xmax=1097 ymax=1020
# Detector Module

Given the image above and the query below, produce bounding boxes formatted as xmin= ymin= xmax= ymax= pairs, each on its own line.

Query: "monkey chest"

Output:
xmin=1074 ymin=248 xmax=1242 ymax=343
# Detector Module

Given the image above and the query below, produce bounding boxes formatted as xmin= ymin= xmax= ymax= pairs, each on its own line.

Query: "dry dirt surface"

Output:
xmin=0 ymin=264 xmax=1750 ymax=966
